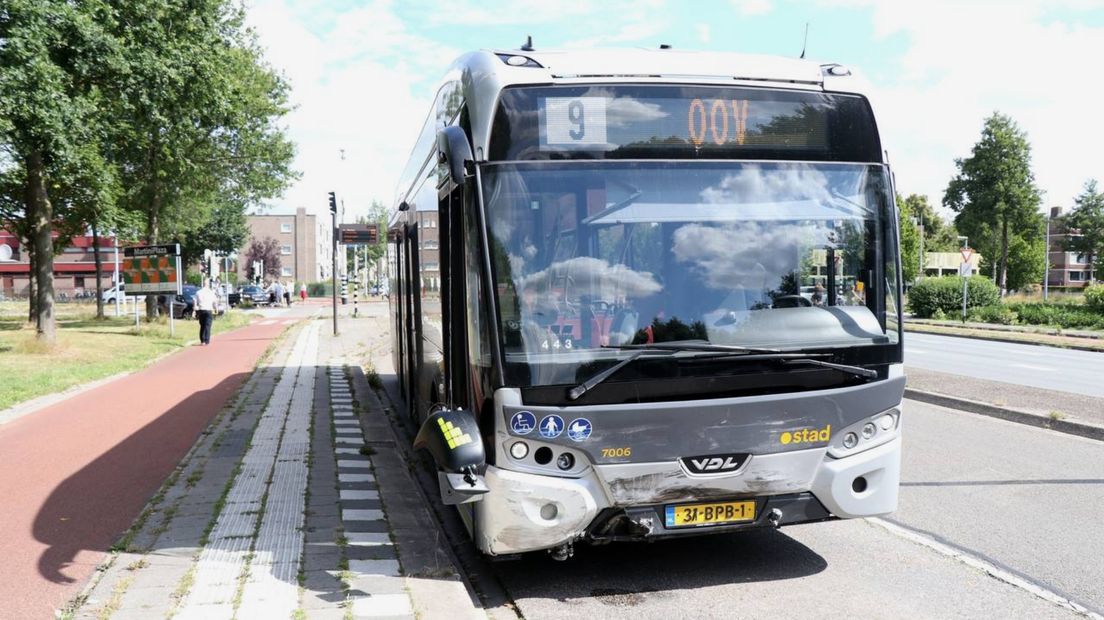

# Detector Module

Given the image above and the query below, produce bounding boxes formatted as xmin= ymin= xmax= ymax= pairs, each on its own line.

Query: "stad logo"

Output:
xmin=780 ymin=425 xmax=831 ymax=445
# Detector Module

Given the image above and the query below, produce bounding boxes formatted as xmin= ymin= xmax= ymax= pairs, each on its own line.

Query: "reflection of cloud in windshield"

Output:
xmin=517 ymin=256 xmax=662 ymax=298
xmin=672 ymin=222 xmax=810 ymax=290
xmin=699 ymin=165 xmax=834 ymax=205
xmin=581 ymin=88 xmax=669 ymax=128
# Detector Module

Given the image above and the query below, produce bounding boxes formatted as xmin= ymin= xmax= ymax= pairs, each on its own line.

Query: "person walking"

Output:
xmin=194 ymin=278 xmax=219 ymax=345
xmin=299 ymin=282 xmax=307 ymax=302
xmin=283 ymin=281 xmax=292 ymax=306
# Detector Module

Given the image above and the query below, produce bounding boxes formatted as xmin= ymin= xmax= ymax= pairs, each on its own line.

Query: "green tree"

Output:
xmin=944 ymin=113 xmax=1043 ymax=294
xmin=1004 ymin=233 xmax=1046 ymax=291
xmin=900 ymin=193 xmax=961 ymax=252
xmin=178 ymin=202 xmax=250 ymax=268
xmin=1064 ymin=180 xmax=1104 ymax=282
xmin=106 ymin=0 xmax=297 ymax=318
xmin=896 ymin=194 xmax=920 ymax=283
xmin=0 ymin=0 xmax=119 ymax=341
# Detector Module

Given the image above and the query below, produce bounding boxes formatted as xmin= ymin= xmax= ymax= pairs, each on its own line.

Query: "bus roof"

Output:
xmin=484 ymin=47 xmax=830 ymax=85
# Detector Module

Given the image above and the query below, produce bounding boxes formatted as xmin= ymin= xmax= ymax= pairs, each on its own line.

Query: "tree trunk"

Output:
xmin=998 ymin=217 xmax=1010 ymax=295
xmin=92 ymin=220 xmax=105 ymax=319
xmin=27 ymin=150 xmax=56 ymax=343
xmin=26 ymin=238 xmax=36 ymax=323
xmin=145 ymin=189 xmax=160 ymax=320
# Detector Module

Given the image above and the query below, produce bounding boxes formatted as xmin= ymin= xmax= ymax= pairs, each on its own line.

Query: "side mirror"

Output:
xmin=437 ymin=126 xmax=473 ymax=186
xmin=414 ymin=408 xmax=488 ymax=505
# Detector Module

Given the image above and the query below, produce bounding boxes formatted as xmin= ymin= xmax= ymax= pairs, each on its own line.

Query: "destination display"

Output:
xmin=491 ymin=85 xmax=881 ymax=162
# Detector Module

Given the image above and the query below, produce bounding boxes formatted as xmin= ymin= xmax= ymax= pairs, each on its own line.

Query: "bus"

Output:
xmin=388 ymin=48 xmax=904 ymax=559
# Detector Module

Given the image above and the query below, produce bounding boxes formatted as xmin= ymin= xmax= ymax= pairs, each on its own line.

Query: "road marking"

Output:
xmin=1010 ymin=363 xmax=1056 ymax=372
xmin=869 ymin=517 xmax=1103 ymax=620
xmin=906 ymin=348 xmax=928 ymax=355
xmin=343 ymin=508 xmax=385 ymax=521
xmin=340 ymin=489 xmax=379 ymax=501
xmin=339 ymin=473 xmax=374 ymax=483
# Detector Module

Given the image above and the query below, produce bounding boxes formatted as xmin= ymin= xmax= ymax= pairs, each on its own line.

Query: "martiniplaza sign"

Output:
xmin=121 ymin=244 xmax=182 ymax=295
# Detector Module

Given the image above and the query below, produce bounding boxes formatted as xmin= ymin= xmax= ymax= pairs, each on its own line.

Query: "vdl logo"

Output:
xmin=680 ymin=453 xmax=750 ymax=475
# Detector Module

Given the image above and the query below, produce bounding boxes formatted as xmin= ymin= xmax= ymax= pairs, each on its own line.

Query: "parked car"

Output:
xmin=173 ymin=285 xmax=198 ymax=319
xmin=102 ymin=284 xmax=124 ymax=304
xmin=240 ymin=285 xmax=268 ymax=306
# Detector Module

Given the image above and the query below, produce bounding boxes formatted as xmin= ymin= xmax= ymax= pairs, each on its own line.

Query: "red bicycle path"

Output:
xmin=0 ymin=314 xmax=306 ymax=619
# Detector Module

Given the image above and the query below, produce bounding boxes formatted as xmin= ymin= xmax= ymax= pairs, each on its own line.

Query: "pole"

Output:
xmin=134 ymin=292 xmax=140 ymax=331
xmin=1044 ymin=211 xmax=1051 ymax=301
xmin=332 ymin=210 xmax=339 ymax=336
xmin=918 ymin=213 xmax=924 ymax=280
xmin=961 ymin=236 xmax=969 ymax=322
xmin=113 ymin=241 xmax=121 ymax=317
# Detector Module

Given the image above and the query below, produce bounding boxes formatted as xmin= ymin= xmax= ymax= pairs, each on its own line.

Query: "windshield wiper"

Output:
xmin=781 ymin=357 xmax=878 ymax=379
xmin=566 ymin=346 xmax=676 ymax=401
xmin=565 ymin=345 xmax=876 ymax=401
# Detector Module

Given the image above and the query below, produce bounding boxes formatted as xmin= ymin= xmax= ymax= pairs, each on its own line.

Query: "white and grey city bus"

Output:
xmin=388 ymin=48 xmax=904 ymax=559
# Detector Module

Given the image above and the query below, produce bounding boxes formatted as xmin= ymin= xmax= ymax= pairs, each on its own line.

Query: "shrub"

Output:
xmin=1085 ymin=284 xmax=1104 ymax=312
xmin=307 ymin=281 xmax=333 ymax=297
xmin=1007 ymin=302 xmax=1104 ymax=329
xmin=967 ymin=305 xmax=1017 ymax=325
xmin=907 ymin=276 xmax=1001 ymax=318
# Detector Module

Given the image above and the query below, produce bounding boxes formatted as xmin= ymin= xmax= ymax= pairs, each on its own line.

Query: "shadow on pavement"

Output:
xmin=32 ymin=372 xmax=249 ymax=584
xmin=498 ymin=528 xmax=827 ymax=605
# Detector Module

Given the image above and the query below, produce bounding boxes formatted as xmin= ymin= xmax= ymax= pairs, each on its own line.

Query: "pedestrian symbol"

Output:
xmin=510 ymin=411 xmax=536 ymax=435
xmin=567 ymin=418 xmax=592 ymax=442
xmin=539 ymin=414 xmax=564 ymax=439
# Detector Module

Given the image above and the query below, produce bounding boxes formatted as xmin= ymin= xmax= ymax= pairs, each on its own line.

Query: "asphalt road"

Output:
xmin=903 ymin=331 xmax=1104 ymax=397
xmin=482 ymin=399 xmax=1103 ymax=619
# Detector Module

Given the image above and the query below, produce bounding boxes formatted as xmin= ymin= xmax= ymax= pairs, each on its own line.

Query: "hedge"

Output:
xmin=907 ymin=276 xmax=1001 ymax=318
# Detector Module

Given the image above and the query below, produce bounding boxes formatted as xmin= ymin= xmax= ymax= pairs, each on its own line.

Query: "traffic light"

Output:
xmin=328 ymin=191 xmax=337 ymax=213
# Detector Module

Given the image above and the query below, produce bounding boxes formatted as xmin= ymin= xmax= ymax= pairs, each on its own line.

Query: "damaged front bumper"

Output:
xmin=473 ymin=435 xmax=901 ymax=556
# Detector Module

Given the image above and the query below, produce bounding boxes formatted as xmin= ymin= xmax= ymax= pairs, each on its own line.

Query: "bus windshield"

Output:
xmin=482 ymin=160 xmax=900 ymax=388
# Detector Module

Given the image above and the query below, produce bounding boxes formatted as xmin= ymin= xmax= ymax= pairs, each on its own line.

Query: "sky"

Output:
xmin=244 ymin=0 xmax=1104 ymax=223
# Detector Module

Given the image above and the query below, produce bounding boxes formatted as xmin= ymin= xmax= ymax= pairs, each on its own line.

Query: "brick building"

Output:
xmin=242 ymin=207 xmax=329 ymax=283
xmin=0 ymin=231 xmax=119 ymax=298
xmin=1046 ymin=206 xmax=1093 ymax=289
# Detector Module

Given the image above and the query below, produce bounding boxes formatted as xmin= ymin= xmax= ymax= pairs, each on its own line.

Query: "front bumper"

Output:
xmin=474 ymin=436 xmax=901 ymax=556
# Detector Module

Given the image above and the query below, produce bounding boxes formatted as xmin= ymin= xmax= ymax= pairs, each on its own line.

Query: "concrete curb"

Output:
xmin=907 ymin=318 xmax=1104 ymax=340
xmin=905 ymin=387 xmax=1104 ymax=442
xmin=903 ymin=324 xmax=1104 ymax=353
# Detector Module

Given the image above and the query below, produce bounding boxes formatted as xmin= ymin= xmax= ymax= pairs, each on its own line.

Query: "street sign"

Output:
xmin=338 ymin=224 xmax=379 ymax=246
xmin=960 ymin=248 xmax=973 ymax=263
xmin=959 ymin=262 xmax=972 ymax=276
xmin=121 ymin=244 xmax=182 ymax=295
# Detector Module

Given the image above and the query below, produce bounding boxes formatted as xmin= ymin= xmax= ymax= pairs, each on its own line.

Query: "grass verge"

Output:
xmin=903 ymin=323 xmax=1104 ymax=352
xmin=0 ymin=306 xmax=252 ymax=411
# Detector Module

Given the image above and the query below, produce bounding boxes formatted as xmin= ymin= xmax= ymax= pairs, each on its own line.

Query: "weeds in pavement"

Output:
xmin=1049 ymin=410 xmax=1066 ymax=421
xmin=96 ymin=574 xmax=135 ymax=620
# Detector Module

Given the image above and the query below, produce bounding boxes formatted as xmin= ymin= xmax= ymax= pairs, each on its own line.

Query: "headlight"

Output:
xmin=828 ymin=407 xmax=900 ymax=458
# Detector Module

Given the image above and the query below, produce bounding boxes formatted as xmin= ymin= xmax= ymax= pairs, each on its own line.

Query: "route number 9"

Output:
xmin=568 ymin=100 xmax=585 ymax=140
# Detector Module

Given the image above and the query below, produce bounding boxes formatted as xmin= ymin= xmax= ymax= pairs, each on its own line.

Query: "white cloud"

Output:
xmin=696 ymin=23 xmax=712 ymax=44
xmin=734 ymin=0 xmax=772 ymax=16
xmin=245 ymin=0 xmax=455 ymax=222
xmin=844 ymin=0 xmax=1104 ymax=212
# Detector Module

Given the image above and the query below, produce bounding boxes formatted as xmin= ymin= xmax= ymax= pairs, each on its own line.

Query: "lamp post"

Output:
xmin=910 ymin=214 xmax=924 ymax=282
xmin=958 ymin=235 xmax=969 ymax=321
xmin=1044 ymin=208 xmax=1051 ymax=301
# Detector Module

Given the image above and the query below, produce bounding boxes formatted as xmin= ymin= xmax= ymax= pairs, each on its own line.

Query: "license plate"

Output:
xmin=664 ymin=500 xmax=756 ymax=528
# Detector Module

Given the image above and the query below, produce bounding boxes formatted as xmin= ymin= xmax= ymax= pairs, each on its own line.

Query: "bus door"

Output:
xmin=438 ymin=185 xmax=470 ymax=413
xmin=403 ymin=223 xmax=421 ymax=421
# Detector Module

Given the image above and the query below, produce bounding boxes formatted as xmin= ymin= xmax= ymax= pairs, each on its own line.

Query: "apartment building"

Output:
xmin=242 ymin=207 xmax=328 ymax=282
xmin=1046 ymin=206 xmax=1093 ymax=289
